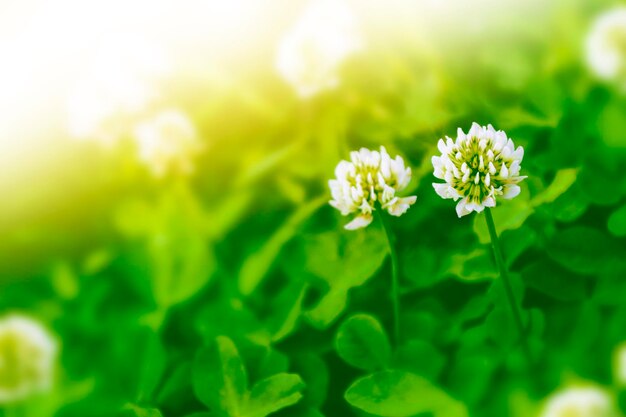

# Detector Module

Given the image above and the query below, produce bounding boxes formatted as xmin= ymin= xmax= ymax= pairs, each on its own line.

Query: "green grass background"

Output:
xmin=2 ymin=0 xmax=626 ymax=416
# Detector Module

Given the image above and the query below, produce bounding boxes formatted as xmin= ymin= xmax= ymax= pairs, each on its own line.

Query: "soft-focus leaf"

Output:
xmin=530 ymin=169 xmax=578 ymax=206
xmin=118 ymin=406 xmax=163 ymax=417
xmin=345 ymin=370 xmax=468 ymax=417
xmin=393 ymin=339 xmax=446 ymax=380
xmin=304 ymin=228 xmax=388 ymax=327
xmin=238 ymin=196 xmax=326 ymax=295
xmin=608 ymin=204 xmax=626 ymax=237
xmin=193 ymin=336 xmax=248 ymax=415
xmin=547 ymin=226 xmax=625 ymax=275
xmin=335 ymin=314 xmax=391 ymax=371
xmin=243 ymin=373 xmax=305 ymax=417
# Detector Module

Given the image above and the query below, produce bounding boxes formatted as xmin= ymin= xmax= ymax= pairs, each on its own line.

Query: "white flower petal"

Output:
xmin=344 ymin=214 xmax=373 ymax=230
xmin=433 ymin=183 xmax=459 ymax=200
xmin=502 ymin=184 xmax=521 ymax=199
xmin=455 ymin=197 xmax=472 ymax=217
xmin=386 ymin=196 xmax=417 ymax=216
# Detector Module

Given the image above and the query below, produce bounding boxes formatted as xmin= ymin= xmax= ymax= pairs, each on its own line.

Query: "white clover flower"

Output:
xmin=133 ymin=109 xmax=203 ymax=178
xmin=586 ymin=7 xmax=626 ymax=91
xmin=431 ymin=122 xmax=526 ymax=218
xmin=539 ymin=386 xmax=615 ymax=417
xmin=276 ymin=0 xmax=363 ymax=98
xmin=329 ymin=146 xmax=416 ymax=230
xmin=0 ymin=314 xmax=57 ymax=404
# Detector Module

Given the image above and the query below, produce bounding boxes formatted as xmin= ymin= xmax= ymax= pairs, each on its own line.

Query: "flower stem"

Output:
xmin=484 ymin=208 xmax=532 ymax=362
xmin=376 ymin=209 xmax=401 ymax=345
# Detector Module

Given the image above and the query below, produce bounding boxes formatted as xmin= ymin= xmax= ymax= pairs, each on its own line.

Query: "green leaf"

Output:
xmin=305 ymin=228 xmax=388 ymax=328
xmin=521 ymin=259 xmax=589 ymax=301
xmin=238 ymin=196 xmax=325 ymax=295
xmin=118 ymin=405 xmax=163 ymax=417
xmin=551 ymin=183 xmax=589 ymax=222
xmin=306 ymin=288 xmax=349 ymax=328
xmin=157 ymin=362 xmax=195 ymax=411
xmin=593 ymin=272 xmax=626 ymax=306
xmin=447 ymin=354 xmax=495 ymax=405
xmin=485 ymin=305 xmax=518 ymax=348
xmin=500 ymin=226 xmax=537 ymax=267
xmin=292 ymin=354 xmax=329 ymax=408
xmin=444 ymin=249 xmax=497 ymax=281
xmin=193 ymin=336 xmax=248 ymax=416
xmin=345 ymin=370 xmax=468 ymax=417
xmin=608 ymin=204 xmax=626 ymax=237
xmin=393 ymin=340 xmax=446 ymax=380
xmin=269 ymin=282 xmax=307 ymax=342
xmin=401 ymin=246 xmax=445 ymax=289
xmin=335 ymin=314 xmax=391 ymax=371
xmin=136 ymin=330 xmax=167 ymax=403
xmin=530 ymin=168 xmax=578 ymax=206
xmin=244 ymin=373 xmax=305 ymax=417
xmin=547 ymin=226 xmax=625 ymax=275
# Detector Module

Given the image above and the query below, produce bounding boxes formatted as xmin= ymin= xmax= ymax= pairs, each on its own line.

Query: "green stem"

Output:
xmin=376 ymin=209 xmax=401 ymax=345
xmin=484 ymin=208 xmax=532 ymax=362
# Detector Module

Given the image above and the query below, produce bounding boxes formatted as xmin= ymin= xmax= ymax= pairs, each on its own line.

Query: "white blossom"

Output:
xmin=133 ymin=109 xmax=203 ymax=178
xmin=539 ymin=386 xmax=615 ymax=417
xmin=586 ymin=7 xmax=626 ymax=91
xmin=431 ymin=122 xmax=526 ymax=217
xmin=329 ymin=146 xmax=416 ymax=230
xmin=276 ymin=0 xmax=363 ymax=98
xmin=0 ymin=315 xmax=57 ymax=404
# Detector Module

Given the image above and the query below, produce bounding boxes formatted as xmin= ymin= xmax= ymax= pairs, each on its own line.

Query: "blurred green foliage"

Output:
xmin=3 ymin=0 xmax=626 ymax=416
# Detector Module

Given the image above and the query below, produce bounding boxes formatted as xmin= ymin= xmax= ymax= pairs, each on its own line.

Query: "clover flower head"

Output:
xmin=540 ymin=386 xmax=615 ymax=417
xmin=276 ymin=0 xmax=363 ymax=98
xmin=329 ymin=146 xmax=416 ymax=230
xmin=431 ymin=122 xmax=526 ymax=218
xmin=586 ymin=6 xmax=626 ymax=91
xmin=133 ymin=109 xmax=203 ymax=178
xmin=0 ymin=314 xmax=57 ymax=404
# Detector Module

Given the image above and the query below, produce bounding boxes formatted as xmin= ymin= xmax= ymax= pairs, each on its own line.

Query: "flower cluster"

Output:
xmin=329 ymin=146 xmax=416 ymax=230
xmin=133 ymin=109 xmax=203 ymax=178
xmin=540 ymin=386 xmax=615 ymax=417
xmin=586 ymin=7 xmax=626 ymax=91
xmin=432 ymin=123 xmax=526 ymax=217
xmin=276 ymin=0 xmax=363 ymax=98
xmin=0 ymin=315 xmax=57 ymax=403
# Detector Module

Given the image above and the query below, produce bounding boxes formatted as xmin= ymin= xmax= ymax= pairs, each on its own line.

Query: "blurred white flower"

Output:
xmin=276 ymin=0 xmax=363 ymax=98
xmin=432 ymin=122 xmax=526 ymax=218
xmin=66 ymin=35 xmax=170 ymax=146
xmin=539 ymin=386 xmax=615 ymax=417
xmin=0 ymin=314 xmax=57 ymax=404
xmin=329 ymin=146 xmax=416 ymax=230
xmin=133 ymin=109 xmax=203 ymax=178
xmin=586 ymin=7 xmax=626 ymax=91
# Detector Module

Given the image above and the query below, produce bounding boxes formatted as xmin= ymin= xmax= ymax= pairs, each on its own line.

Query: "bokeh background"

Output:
xmin=2 ymin=0 xmax=626 ymax=416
